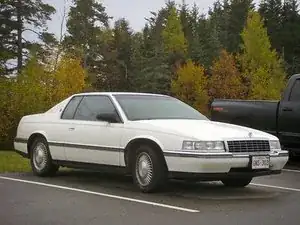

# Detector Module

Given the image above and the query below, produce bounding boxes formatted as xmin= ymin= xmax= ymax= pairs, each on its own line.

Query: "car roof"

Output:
xmin=72 ymin=92 xmax=169 ymax=97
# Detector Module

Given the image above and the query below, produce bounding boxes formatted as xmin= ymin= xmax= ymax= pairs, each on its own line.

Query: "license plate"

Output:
xmin=251 ymin=156 xmax=270 ymax=169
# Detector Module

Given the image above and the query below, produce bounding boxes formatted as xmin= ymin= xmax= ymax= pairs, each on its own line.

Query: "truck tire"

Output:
xmin=131 ymin=144 xmax=168 ymax=193
xmin=221 ymin=177 xmax=252 ymax=188
xmin=29 ymin=136 xmax=59 ymax=177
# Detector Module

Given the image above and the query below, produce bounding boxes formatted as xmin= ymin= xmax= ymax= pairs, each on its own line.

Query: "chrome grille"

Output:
xmin=227 ymin=140 xmax=270 ymax=153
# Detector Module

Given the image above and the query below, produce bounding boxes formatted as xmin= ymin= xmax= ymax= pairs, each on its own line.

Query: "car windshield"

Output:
xmin=114 ymin=94 xmax=208 ymax=121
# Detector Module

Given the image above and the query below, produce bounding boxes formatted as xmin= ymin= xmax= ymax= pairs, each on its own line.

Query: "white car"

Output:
xmin=14 ymin=92 xmax=289 ymax=192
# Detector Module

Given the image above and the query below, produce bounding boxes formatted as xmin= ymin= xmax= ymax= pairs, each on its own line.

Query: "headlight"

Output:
xmin=269 ymin=140 xmax=281 ymax=150
xmin=182 ymin=141 xmax=225 ymax=152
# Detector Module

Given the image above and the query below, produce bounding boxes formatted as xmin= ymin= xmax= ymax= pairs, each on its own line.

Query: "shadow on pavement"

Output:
xmin=43 ymin=169 xmax=284 ymax=201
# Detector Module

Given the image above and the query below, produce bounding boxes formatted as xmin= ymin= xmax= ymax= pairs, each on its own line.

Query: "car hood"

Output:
xmin=134 ymin=119 xmax=276 ymax=141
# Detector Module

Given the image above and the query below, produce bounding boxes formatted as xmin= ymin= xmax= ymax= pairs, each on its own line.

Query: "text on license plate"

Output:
xmin=251 ymin=156 xmax=270 ymax=169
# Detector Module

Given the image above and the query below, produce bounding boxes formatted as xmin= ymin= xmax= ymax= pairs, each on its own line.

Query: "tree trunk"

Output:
xmin=16 ymin=0 xmax=22 ymax=74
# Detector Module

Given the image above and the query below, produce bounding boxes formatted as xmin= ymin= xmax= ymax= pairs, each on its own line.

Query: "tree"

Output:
xmin=208 ymin=0 xmax=254 ymax=53
xmin=226 ymin=0 xmax=254 ymax=53
xmin=50 ymin=55 xmax=88 ymax=103
xmin=281 ymin=0 xmax=300 ymax=75
xmin=0 ymin=0 xmax=56 ymax=75
xmin=258 ymin=0 xmax=283 ymax=53
xmin=238 ymin=11 xmax=286 ymax=100
xmin=171 ymin=60 xmax=209 ymax=114
xmin=209 ymin=49 xmax=246 ymax=99
xmin=0 ymin=54 xmax=87 ymax=147
xmin=162 ymin=5 xmax=187 ymax=56
xmin=186 ymin=4 xmax=221 ymax=69
xmin=64 ymin=0 xmax=110 ymax=70
xmin=92 ymin=19 xmax=134 ymax=92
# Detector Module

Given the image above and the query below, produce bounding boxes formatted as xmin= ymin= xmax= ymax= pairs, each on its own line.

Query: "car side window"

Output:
xmin=61 ymin=96 xmax=83 ymax=119
xmin=73 ymin=95 xmax=119 ymax=121
xmin=289 ymin=79 xmax=300 ymax=102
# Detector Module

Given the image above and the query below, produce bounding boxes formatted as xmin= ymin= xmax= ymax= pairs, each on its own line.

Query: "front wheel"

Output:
xmin=29 ymin=137 xmax=59 ymax=177
xmin=131 ymin=145 xmax=168 ymax=193
xmin=221 ymin=177 xmax=252 ymax=188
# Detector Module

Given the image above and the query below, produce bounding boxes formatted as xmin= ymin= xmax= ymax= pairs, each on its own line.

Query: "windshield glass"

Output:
xmin=114 ymin=94 xmax=208 ymax=121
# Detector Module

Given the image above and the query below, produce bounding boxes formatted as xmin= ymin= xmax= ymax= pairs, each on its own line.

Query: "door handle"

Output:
xmin=282 ymin=107 xmax=293 ymax=112
xmin=68 ymin=127 xmax=75 ymax=131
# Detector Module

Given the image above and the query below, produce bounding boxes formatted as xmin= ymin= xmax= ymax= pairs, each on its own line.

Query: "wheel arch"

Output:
xmin=124 ymin=137 xmax=168 ymax=171
xmin=27 ymin=131 xmax=48 ymax=155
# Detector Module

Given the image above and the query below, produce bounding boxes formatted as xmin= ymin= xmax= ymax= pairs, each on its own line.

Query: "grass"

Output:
xmin=0 ymin=151 xmax=31 ymax=173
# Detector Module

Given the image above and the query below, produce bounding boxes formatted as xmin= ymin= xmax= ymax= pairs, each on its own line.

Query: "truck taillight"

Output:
xmin=213 ymin=107 xmax=223 ymax=112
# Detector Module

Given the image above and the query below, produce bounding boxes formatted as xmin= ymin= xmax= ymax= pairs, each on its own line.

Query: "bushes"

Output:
xmin=0 ymin=55 xmax=87 ymax=149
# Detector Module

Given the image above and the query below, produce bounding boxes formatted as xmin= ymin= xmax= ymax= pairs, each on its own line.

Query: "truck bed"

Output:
xmin=211 ymin=99 xmax=280 ymax=136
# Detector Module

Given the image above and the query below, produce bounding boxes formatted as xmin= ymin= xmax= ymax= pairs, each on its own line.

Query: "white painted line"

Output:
xmin=282 ymin=168 xmax=300 ymax=173
xmin=251 ymin=183 xmax=300 ymax=192
xmin=0 ymin=176 xmax=199 ymax=213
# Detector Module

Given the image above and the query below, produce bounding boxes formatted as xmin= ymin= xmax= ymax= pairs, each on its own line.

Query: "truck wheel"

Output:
xmin=29 ymin=136 xmax=59 ymax=177
xmin=221 ymin=177 xmax=252 ymax=188
xmin=131 ymin=145 xmax=168 ymax=193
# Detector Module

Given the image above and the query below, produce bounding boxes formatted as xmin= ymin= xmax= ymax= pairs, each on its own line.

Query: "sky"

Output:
xmin=24 ymin=0 xmax=217 ymax=41
xmin=25 ymin=0 xmax=260 ymax=41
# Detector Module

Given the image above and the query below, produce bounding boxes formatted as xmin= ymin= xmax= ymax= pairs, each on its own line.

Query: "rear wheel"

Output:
xmin=29 ymin=137 xmax=59 ymax=176
xmin=221 ymin=177 xmax=252 ymax=188
xmin=131 ymin=145 xmax=168 ymax=193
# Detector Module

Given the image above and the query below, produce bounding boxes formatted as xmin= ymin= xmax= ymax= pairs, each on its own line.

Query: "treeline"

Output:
xmin=0 ymin=0 xmax=299 ymax=148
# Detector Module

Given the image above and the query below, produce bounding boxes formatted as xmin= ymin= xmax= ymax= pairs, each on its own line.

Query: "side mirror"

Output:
xmin=96 ymin=113 xmax=119 ymax=123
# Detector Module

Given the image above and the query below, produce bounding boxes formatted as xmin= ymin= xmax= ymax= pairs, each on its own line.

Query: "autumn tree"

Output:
xmin=162 ymin=4 xmax=187 ymax=72
xmin=0 ymin=55 xmax=87 ymax=147
xmin=50 ymin=55 xmax=88 ymax=103
xmin=171 ymin=60 xmax=209 ymax=114
xmin=239 ymin=11 xmax=286 ymax=100
xmin=162 ymin=5 xmax=187 ymax=55
xmin=209 ymin=49 xmax=246 ymax=99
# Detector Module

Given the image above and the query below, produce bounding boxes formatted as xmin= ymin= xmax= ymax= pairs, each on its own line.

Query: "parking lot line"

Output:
xmin=251 ymin=183 xmax=300 ymax=192
xmin=0 ymin=176 xmax=199 ymax=213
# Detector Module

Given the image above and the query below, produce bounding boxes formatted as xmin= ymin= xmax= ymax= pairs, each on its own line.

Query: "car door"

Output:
xmin=278 ymin=78 xmax=300 ymax=147
xmin=64 ymin=95 xmax=124 ymax=166
xmin=48 ymin=95 xmax=84 ymax=161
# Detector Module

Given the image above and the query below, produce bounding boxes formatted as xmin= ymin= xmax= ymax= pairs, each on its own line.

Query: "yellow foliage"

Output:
xmin=50 ymin=56 xmax=88 ymax=103
xmin=0 ymin=55 xmax=87 ymax=145
xmin=162 ymin=6 xmax=187 ymax=55
xmin=171 ymin=60 xmax=209 ymax=114
xmin=239 ymin=11 xmax=287 ymax=100
xmin=209 ymin=49 xmax=246 ymax=99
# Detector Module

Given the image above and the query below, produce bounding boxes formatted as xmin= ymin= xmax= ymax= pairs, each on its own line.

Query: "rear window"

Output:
xmin=61 ymin=96 xmax=83 ymax=119
xmin=289 ymin=79 xmax=300 ymax=101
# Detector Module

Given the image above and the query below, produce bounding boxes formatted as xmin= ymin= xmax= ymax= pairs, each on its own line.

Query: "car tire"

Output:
xmin=131 ymin=145 xmax=168 ymax=193
xmin=29 ymin=136 xmax=59 ymax=177
xmin=221 ymin=177 xmax=252 ymax=188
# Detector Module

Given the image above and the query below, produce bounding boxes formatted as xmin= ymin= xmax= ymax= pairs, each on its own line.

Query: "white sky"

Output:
xmin=24 ymin=0 xmax=260 ymax=41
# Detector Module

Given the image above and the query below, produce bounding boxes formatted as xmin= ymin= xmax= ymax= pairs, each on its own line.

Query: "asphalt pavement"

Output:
xmin=1 ymin=163 xmax=300 ymax=225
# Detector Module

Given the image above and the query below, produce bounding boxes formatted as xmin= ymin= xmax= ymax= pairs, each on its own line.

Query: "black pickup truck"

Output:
xmin=211 ymin=74 xmax=300 ymax=155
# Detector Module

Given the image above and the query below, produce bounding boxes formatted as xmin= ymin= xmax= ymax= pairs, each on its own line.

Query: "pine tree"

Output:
xmin=209 ymin=0 xmax=254 ymax=53
xmin=0 ymin=0 xmax=56 ymax=75
xmin=281 ymin=0 xmax=300 ymax=75
xmin=64 ymin=0 xmax=110 ymax=69
xmin=259 ymin=0 xmax=283 ymax=53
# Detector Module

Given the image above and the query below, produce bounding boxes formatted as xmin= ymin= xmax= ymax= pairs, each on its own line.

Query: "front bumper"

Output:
xmin=164 ymin=150 xmax=289 ymax=176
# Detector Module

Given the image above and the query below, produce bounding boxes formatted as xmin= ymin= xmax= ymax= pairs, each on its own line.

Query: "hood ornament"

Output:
xmin=248 ymin=132 xmax=253 ymax=138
